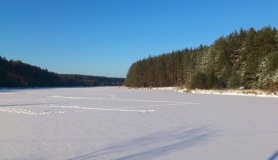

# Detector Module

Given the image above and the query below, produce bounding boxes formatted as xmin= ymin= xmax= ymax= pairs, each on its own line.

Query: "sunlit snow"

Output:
xmin=0 ymin=87 xmax=278 ymax=159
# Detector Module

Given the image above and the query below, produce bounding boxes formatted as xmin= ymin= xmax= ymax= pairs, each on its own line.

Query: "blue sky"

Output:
xmin=1 ymin=0 xmax=278 ymax=78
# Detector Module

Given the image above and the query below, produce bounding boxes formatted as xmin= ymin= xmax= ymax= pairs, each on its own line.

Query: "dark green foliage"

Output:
xmin=189 ymin=70 xmax=218 ymax=89
xmin=189 ymin=71 xmax=207 ymax=89
xmin=205 ymin=69 xmax=218 ymax=89
xmin=125 ymin=26 xmax=278 ymax=90
xmin=228 ymin=71 xmax=241 ymax=88
xmin=0 ymin=56 xmax=124 ymax=88
xmin=266 ymin=51 xmax=278 ymax=71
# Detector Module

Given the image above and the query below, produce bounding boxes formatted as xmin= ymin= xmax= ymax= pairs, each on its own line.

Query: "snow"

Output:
xmin=151 ymin=87 xmax=278 ymax=98
xmin=1 ymin=87 xmax=278 ymax=160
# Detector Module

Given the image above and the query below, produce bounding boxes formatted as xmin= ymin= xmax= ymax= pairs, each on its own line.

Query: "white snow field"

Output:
xmin=1 ymin=87 xmax=278 ymax=160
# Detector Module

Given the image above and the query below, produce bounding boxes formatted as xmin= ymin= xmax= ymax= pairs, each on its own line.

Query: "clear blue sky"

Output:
xmin=1 ymin=0 xmax=278 ymax=78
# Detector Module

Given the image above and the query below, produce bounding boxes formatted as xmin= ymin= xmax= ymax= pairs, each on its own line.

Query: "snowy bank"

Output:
xmin=128 ymin=87 xmax=278 ymax=98
xmin=187 ymin=88 xmax=278 ymax=98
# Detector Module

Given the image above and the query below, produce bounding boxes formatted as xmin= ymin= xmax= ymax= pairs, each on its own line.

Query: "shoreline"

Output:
xmin=126 ymin=87 xmax=278 ymax=98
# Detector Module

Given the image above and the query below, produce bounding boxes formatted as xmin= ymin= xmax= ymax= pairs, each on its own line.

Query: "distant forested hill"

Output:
xmin=125 ymin=26 xmax=278 ymax=91
xmin=0 ymin=57 xmax=124 ymax=88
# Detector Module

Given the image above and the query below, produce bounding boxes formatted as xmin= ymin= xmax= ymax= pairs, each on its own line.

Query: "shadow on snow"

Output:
xmin=269 ymin=150 xmax=278 ymax=160
xmin=69 ymin=126 xmax=218 ymax=160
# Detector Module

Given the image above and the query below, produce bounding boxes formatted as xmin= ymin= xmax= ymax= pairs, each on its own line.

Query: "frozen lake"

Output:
xmin=1 ymin=87 xmax=278 ymax=160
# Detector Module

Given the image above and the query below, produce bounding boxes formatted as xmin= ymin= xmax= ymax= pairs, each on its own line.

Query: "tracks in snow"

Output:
xmin=0 ymin=94 xmax=200 ymax=116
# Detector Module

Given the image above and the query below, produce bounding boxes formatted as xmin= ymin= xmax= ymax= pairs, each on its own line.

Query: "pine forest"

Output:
xmin=124 ymin=26 xmax=278 ymax=91
xmin=0 ymin=57 xmax=124 ymax=88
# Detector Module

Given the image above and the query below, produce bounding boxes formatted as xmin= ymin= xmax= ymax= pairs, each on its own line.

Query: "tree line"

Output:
xmin=124 ymin=26 xmax=278 ymax=91
xmin=0 ymin=57 xmax=124 ymax=88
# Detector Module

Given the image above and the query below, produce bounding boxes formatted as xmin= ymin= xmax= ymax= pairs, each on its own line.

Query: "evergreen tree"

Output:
xmin=124 ymin=26 xmax=278 ymax=91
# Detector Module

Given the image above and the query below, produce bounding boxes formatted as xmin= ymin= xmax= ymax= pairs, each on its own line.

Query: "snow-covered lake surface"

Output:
xmin=1 ymin=87 xmax=278 ymax=160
